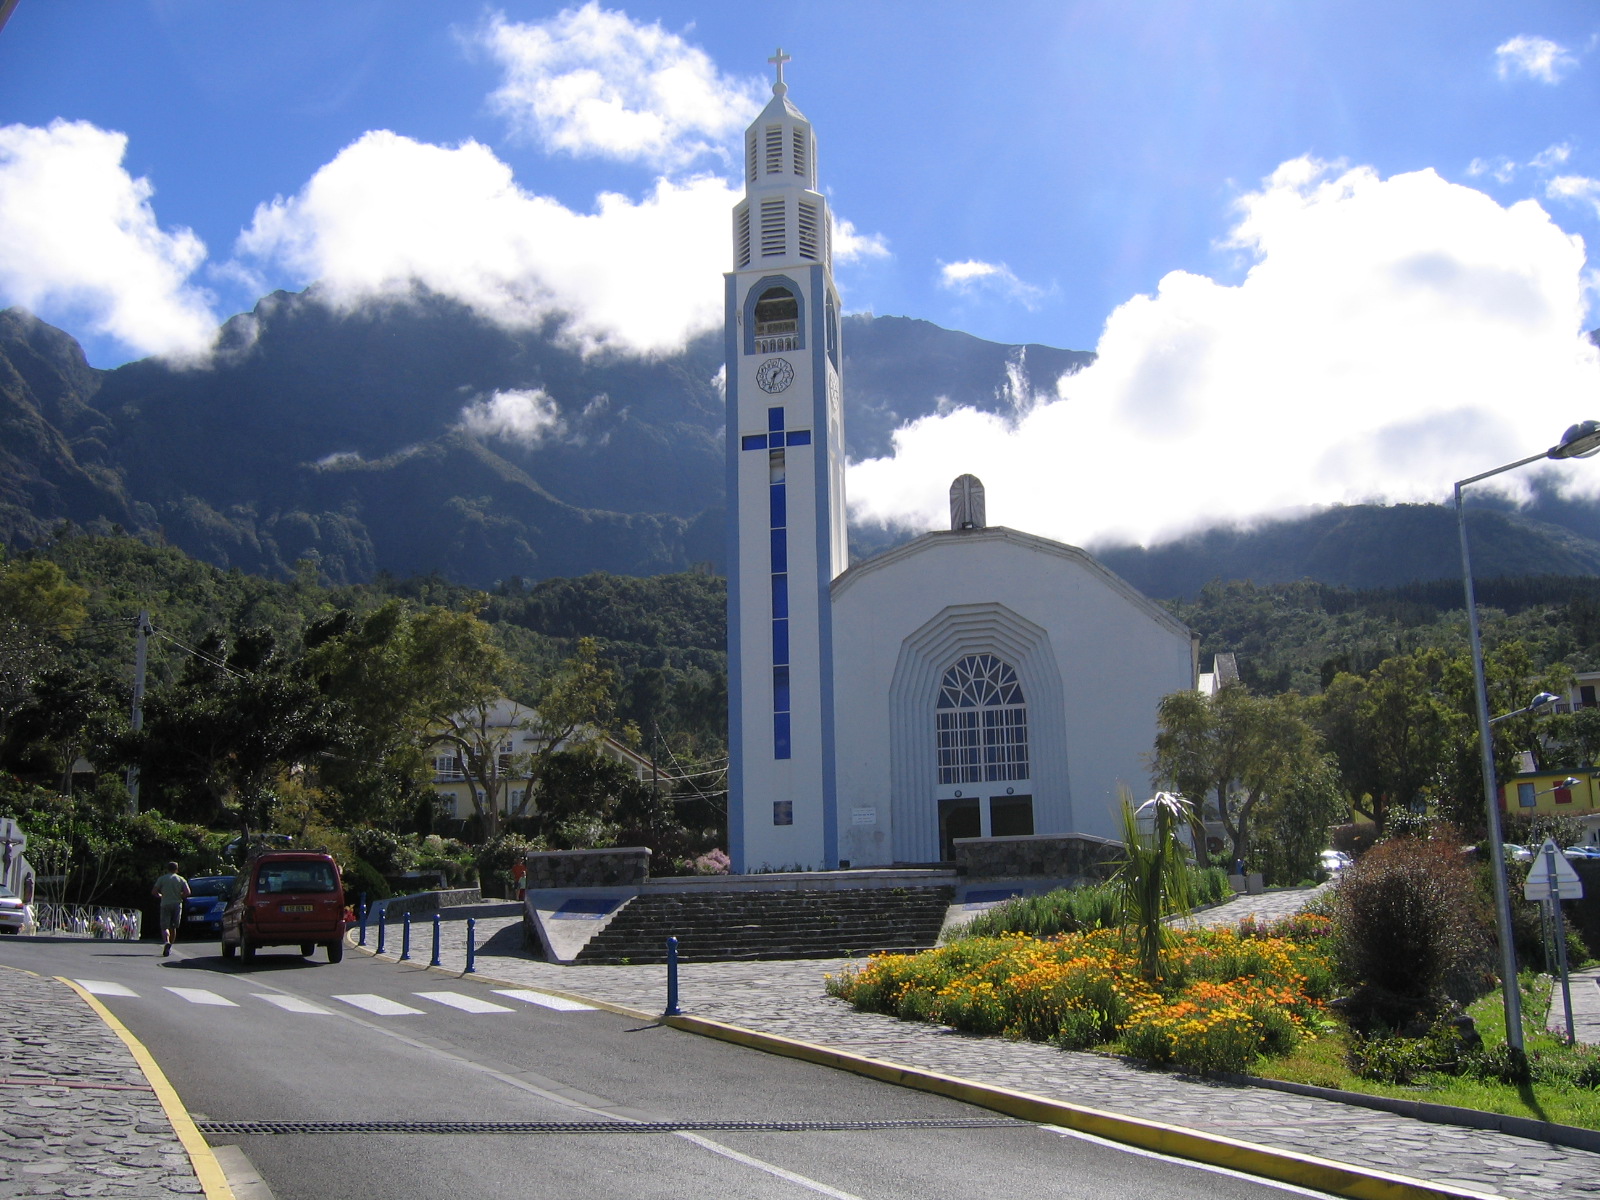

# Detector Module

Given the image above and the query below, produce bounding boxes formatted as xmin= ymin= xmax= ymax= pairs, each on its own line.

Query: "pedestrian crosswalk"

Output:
xmin=73 ymin=979 xmax=596 ymax=1017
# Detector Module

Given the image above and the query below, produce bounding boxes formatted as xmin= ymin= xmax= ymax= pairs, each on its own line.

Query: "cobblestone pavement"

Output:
xmin=389 ymin=888 xmax=1600 ymax=1199
xmin=1175 ymin=884 xmax=1334 ymax=929
xmin=0 ymin=966 xmax=202 ymax=1198
xmin=1548 ymin=966 xmax=1600 ymax=1045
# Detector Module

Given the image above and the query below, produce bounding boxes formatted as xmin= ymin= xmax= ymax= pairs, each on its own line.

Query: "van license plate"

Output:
xmin=281 ymin=904 xmax=313 ymax=913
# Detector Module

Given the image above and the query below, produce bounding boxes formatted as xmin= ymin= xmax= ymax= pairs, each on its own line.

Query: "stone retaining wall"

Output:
xmin=380 ymin=887 xmax=482 ymax=917
xmin=525 ymin=846 xmax=652 ymax=888
xmin=953 ymin=833 xmax=1123 ymax=880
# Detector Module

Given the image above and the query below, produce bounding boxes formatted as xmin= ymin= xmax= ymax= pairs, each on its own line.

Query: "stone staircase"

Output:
xmin=572 ymin=886 xmax=956 ymax=964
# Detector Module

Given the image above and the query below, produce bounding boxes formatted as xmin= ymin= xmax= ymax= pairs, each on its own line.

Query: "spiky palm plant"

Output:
xmin=1115 ymin=787 xmax=1195 ymax=981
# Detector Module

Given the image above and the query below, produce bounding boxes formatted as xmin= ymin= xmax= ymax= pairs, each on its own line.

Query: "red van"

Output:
xmin=220 ymin=851 xmax=345 ymax=963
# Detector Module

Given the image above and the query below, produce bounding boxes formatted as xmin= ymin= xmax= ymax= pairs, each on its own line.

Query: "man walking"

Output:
xmin=152 ymin=862 xmax=189 ymax=957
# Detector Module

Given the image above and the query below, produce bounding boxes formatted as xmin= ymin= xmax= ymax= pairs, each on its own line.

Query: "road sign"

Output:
xmin=1524 ymin=839 xmax=1584 ymax=902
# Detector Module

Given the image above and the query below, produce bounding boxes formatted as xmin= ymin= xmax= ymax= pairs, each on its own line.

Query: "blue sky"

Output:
xmin=5 ymin=2 xmax=1600 ymax=546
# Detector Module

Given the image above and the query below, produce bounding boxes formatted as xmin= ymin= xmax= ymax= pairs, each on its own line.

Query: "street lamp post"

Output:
xmin=1457 ymin=420 xmax=1600 ymax=1054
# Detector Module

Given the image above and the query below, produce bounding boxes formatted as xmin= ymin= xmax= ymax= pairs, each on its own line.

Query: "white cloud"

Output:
xmin=1495 ymin=35 xmax=1578 ymax=84
xmin=459 ymin=387 xmax=566 ymax=446
xmin=1547 ymin=174 xmax=1600 ymax=218
xmin=0 ymin=119 xmax=219 ymax=359
xmin=1531 ymin=143 xmax=1573 ymax=170
xmin=236 ymin=130 xmax=737 ymax=356
xmin=938 ymin=259 xmax=1048 ymax=308
xmin=848 ymin=158 xmax=1600 ymax=550
xmin=475 ymin=3 xmax=763 ymax=171
xmin=832 ymin=216 xmax=889 ymax=262
xmin=1467 ymin=156 xmax=1516 ymax=183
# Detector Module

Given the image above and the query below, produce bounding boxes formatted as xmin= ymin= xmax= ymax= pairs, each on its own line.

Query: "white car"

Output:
xmin=0 ymin=884 xmax=32 ymax=935
xmin=1502 ymin=843 xmax=1533 ymax=864
xmin=1319 ymin=850 xmax=1353 ymax=874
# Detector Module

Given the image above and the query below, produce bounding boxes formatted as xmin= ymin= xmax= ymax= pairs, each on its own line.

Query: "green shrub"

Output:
xmin=346 ymin=828 xmax=418 ymax=876
xmin=961 ymin=884 xmax=1121 ymax=939
xmin=1332 ymin=833 xmax=1491 ymax=1030
xmin=961 ymin=864 xmax=1227 ymax=943
xmin=1349 ymin=1016 xmax=1477 ymax=1083
xmin=474 ymin=833 xmax=544 ymax=898
xmin=340 ymin=855 xmax=391 ymax=902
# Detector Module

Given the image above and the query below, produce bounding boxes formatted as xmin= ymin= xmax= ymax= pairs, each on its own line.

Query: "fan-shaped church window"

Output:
xmin=936 ymin=654 xmax=1029 ymax=784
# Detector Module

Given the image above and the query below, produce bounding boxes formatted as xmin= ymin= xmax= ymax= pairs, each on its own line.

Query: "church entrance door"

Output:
xmin=938 ymin=797 xmax=981 ymax=862
xmin=989 ymin=794 xmax=1034 ymax=837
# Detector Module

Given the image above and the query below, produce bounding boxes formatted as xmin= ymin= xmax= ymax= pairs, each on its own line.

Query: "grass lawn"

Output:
xmin=1249 ymin=975 xmax=1600 ymax=1131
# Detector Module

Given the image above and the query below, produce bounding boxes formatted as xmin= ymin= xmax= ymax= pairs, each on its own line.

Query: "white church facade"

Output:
xmin=725 ymin=55 xmax=1196 ymax=873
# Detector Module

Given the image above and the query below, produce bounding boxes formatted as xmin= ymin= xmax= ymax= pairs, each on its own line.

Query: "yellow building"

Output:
xmin=1498 ymin=769 xmax=1598 ymax=819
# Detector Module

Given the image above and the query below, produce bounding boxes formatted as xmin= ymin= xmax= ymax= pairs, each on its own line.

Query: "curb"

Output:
xmin=349 ymin=932 xmax=1506 ymax=1200
xmin=57 ymin=976 xmax=237 ymax=1200
xmin=1218 ymin=1071 xmax=1600 ymax=1155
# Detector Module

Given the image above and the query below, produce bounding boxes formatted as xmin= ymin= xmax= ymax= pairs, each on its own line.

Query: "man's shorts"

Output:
xmin=160 ymin=901 xmax=183 ymax=933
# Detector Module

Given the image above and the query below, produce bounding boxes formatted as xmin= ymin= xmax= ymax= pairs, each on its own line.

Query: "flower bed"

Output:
xmin=826 ymin=916 xmax=1335 ymax=1074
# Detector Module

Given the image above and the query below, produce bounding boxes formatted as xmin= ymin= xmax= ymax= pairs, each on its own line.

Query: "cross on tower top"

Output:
xmin=768 ymin=47 xmax=791 ymax=93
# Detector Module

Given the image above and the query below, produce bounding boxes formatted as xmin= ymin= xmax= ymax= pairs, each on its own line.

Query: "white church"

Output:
xmin=725 ymin=55 xmax=1197 ymax=873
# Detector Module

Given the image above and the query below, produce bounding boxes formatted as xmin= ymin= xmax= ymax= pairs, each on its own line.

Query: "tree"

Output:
xmin=1315 ymin=650 xmax=1448 ymax=834
xmin=0 ymin=558 xmax=90 ymax=758
xmin=1433 ymin=640 xmax=1569 ymax=837
xmin=139 ymin=629 xmax=333 ymax=838
xmin=8 ymin=663 xmax=128 ymax=796
xmin=1252 ymin=754 xmax=1346 ymax=885
xmin=1542 ymin=705 xmax=1600 ymax=771
xmin=429 ymin=637 xmax=620 ymax=838
xmin=306 ymin=602 xmax=509 ymax=830
xmin=1151 ymin=683 xmax=1325 ymax=869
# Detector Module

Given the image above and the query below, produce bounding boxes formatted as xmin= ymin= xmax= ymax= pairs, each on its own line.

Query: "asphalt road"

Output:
xmin=0 ymin=935 xmax=1338 ymax=1200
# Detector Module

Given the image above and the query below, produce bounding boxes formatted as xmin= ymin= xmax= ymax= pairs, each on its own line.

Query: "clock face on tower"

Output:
xmin=756 ymin=357 xmax=795 ymax=394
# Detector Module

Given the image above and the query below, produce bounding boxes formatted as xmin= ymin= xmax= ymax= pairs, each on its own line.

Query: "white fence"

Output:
xmin=30 ymin=903 xmax=142 ymax=940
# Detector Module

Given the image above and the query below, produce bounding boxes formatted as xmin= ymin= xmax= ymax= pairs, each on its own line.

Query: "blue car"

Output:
xmin=180 ymin=875 xmax=236 ymax=938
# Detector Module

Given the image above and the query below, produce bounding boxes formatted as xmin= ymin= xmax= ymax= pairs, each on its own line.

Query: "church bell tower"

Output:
xmin=726 ymin=50 xmax=846 ymax=872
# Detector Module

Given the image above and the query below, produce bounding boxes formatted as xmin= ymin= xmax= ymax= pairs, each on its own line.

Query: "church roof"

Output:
xmin=830 ymin=525 xmax=1194 ymax=641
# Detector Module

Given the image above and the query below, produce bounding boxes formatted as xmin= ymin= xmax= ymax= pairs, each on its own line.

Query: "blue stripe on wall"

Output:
xmin=723 ymin=271 xmax=745 ymax=872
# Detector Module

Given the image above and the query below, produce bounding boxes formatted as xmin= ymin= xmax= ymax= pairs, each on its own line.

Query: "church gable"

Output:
xmin=832 ymin=525 xmax=1191 ymax=644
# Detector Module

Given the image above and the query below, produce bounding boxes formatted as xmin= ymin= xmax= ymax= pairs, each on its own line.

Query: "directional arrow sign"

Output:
xmin=1525 ymin=839 xmax=1584 ymax=902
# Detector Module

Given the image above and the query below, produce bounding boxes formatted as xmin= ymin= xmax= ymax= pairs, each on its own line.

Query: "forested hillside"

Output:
xmin=11 ymin=528 xmax=1600 ymax=905
xmin=1173 ymin=574 xmax=1600 ymax=694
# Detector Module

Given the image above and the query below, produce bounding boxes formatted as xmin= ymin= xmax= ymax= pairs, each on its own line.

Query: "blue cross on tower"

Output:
xmin=740 ymin=405 xmax=811 ymax=452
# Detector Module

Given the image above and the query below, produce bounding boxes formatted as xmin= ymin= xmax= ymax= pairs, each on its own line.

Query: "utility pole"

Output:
xmin=126 ymin=610 xmax=150 ymax=814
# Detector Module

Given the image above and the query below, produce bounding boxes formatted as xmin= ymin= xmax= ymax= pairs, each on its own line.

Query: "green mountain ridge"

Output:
xmin=3 ymin=294 xmax=1599 ymax=597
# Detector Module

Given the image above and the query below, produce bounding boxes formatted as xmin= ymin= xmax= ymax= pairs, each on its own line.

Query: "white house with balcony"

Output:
xmin=430 ymin=698 xmax=657 ymax=822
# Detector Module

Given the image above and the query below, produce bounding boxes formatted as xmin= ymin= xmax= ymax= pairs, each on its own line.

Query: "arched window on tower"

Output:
xmin=936 ymin=654 xmax=1029 ymax=785
xmin=754 ymin=286 xmax=800 ymax=353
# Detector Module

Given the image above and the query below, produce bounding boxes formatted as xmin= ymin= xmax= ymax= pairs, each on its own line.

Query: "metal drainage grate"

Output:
xmin=197 ymin=1117 xmax=1031 ymax=1137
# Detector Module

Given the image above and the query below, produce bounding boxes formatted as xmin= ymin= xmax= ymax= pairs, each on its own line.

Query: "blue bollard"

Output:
xmin=664 ymin=936 xmax=682 ymax=1016
xmin=358 ymin=903 xmax=368 ymax=947
xmin=465 ymin=917 xmax=477 ymax=974
xmin=376 ymin=909 xmax=386 ymax=956
xmin=400 ymin=912 xmax=411 ymax=961
xmin=430 ymin=913 xmax=441 ymax=967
